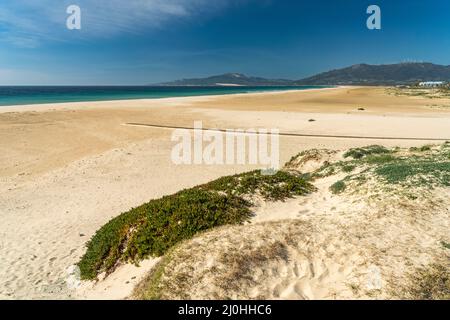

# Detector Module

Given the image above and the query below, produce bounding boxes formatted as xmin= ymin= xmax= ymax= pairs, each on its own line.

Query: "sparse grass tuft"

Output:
xmin=401 ymin=263 xmax=450 ymax=300
xmin=215 ymin=241 xmax=289 ymax=292
xmin=134 ymin=220 xmax=305 ymax=300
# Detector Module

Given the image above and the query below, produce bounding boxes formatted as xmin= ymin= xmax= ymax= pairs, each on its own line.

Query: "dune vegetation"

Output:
xmin=78 ymin=170 xmax=315 ymax=280
xmin=132 ymin=143 xmax=449 ymax=300
xmin=78 ymin=143 xmax=449 ymax=300
xmin=310 ymin=143 xmax=450 ymax=192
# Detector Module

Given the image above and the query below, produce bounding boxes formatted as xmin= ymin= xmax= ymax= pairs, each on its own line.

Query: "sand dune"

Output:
xmin=133 ymin=147 xmax=449 ymax=300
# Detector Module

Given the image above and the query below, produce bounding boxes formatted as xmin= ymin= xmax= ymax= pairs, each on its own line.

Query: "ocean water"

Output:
xmin=0 ymin=86 xmax=328 ymax=107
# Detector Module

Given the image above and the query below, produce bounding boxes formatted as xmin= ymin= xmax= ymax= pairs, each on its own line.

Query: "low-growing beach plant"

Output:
xmin=330 ymin=180 xmax=346 ymax=194
xmin=364 ymin=154 xmax=397 ymax=165
xmin=308 ymin=144 xmax=450 ymax=197
xmin=344 ymin=145 xmax=391 ymax=160
xmin=78 ymin=189 xmax=253 ymax=280
xmin=441 ymin=241 xmax=450 ymax=250
xmin=410 ymin=145 xmax=432 ymax=152
xmin=375 ymin=161 xmax=450 ymax=185
xmin=79 ymin=144 xmax=449 ymax=281
xmin=342 ymin=164 xmax=356 ymax=173
xmin=78 ymin=170 xmax=315 ymax=279
xmin=202 ymin=170 xmax=316 ymax=201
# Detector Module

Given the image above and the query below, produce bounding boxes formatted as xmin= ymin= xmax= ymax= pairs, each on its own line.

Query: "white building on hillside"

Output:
xmin=418 ymin=81 xmax=446 ymax=87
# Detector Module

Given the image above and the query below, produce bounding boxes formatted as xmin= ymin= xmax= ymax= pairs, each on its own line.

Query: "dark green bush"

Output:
xmin=330 ymin=180 xmax=346 ymax=194
xmin=78 ymin=170 xmax=315 ymax=280
xmin=365 ymin=154 xmax=397 ymax=164
xmin=342 ymin=164 xmax=356 ymax=173
xmin=201 ymin=170 xmax=315 ymax=201
xmin=344 ymin=145 xmax=391 ymax=160
xmin=78 ymin=189 xmax=252 ymax=280
xmin=123 ymin=189 xmax=252 ymax=260
xmin=410 ymin=145 xmax=432 ymax=152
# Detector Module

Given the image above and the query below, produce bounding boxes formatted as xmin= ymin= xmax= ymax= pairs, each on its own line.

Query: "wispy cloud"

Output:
xmin=0 ymin=0 xmax=248 ymax=47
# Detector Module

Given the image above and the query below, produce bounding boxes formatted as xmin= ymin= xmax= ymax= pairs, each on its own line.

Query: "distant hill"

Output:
xmin=294 ymin=63 xmax=450 ymax=85
xmin=154 ymin=63 xmax=450 ymax=87
xmin=155 ymin=73 xmax=293 ymax=86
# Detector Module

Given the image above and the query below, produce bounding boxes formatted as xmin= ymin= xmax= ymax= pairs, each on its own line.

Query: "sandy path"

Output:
xmin=1 ymin=86 xmax=449 ymax=299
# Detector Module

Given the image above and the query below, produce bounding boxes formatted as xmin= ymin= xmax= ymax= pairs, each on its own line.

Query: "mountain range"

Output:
xmin=156 ymin=73 xmax=292 ymax=86
xmin=155 ymin=63 xmax=450 ymax=86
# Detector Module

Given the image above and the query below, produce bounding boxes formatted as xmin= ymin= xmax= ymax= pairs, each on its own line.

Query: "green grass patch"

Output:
xmin=344 ymin=145 xmax=391 ymax=160
xmin=78 ymin=189 xmax=252 ymax=280
xmin=364 ymin=154 xmax=397 ymax=165
xmin=330 ymin=180 xmax=346 ymax=194
xmin=201 ymin=170 xmax=315 ymax=201
xmin=342 ymin=164 xmax=356 ymax=173
xmin=78 ymin=170 xmax=315 ymax=280
xmin=410 ymin=145 xmax=432 ymax=152
xmin=315 ymin=144 xmax=450 ymax=194
xmin=375 ymin=161 xmax=450 ymax=185
xmin=441 ymin=241 xmax=450 ymax=250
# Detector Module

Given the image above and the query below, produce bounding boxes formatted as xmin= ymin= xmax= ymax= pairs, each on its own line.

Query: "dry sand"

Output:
xmin=0 ymin=86 xmax=449 ymax=299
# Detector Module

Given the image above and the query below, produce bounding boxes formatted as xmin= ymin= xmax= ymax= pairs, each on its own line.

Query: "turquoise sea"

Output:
xmin=0 ymin=86 xmax=328 ymax=106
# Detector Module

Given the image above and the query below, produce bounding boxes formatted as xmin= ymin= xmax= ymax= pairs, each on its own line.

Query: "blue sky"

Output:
xmin=1 ymin=0 xmax=449 ymax=85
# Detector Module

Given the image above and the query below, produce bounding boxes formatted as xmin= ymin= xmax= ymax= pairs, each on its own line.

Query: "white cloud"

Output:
xmin=0 ymin=0 xmax=247 ymax=47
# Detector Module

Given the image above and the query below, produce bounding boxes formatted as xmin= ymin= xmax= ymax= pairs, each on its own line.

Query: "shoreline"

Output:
xmin=0 ymin=86 xmax=342 ymax=113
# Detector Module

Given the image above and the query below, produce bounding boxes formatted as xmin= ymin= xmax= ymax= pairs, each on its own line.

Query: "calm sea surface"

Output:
xmin=0 ymin=86 xmax=329 ymax=106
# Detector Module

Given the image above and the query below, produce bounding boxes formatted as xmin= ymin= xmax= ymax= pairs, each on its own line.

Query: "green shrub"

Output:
xmin=78 ymin=189 xmax=252 ymax=280
xmin=330 ymin=180 xmax=346 ymax=194
xmin=420 ymin=145 xmax=432 ymax=152
xmin=78 ymin=170 xmax=315 ymax=280
xmin=344 ymin=145 xmax=391 ymax=160
xmin=441 ymin=241 xmax=450 ymax=250
xmin=77 ymin=207 xmax=144 ymax=280
xmin=201 ymin=170 xmax=315 ymax=201
xmin=365 ymin=154 xmax=397 ymax=164
xmin=342 ymin=164 xmax=356 ymax=173
xmin=410 ymin=145 xmax=432 ymax=152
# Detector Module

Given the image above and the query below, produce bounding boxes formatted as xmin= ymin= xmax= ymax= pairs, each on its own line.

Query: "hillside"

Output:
xmin=156 ymin=73 xmax=293 ymax=86
xmin=156 ymin=63 xmax=450 ymax=86
xmin=295 ymin=63 xmax=450 ymax=85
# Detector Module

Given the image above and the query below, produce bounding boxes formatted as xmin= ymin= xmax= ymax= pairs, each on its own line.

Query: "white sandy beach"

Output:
xmin=1 ymin=86 xmax=449 ymax=299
